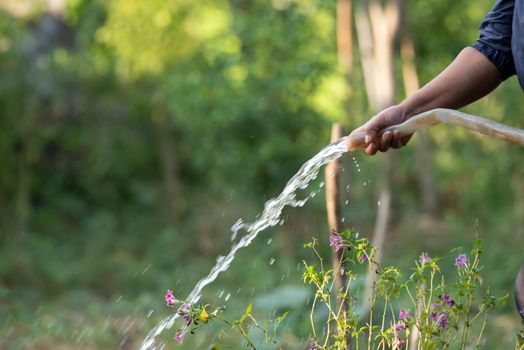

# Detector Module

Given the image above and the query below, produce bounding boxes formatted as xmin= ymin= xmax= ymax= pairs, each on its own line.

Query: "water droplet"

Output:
xmin=269 ymin=257 xmax=276 ymax=265
xmin=141 ymin=141 xmax=350 ymax=346
xmin=267 ymin=238 xmax=273 ymax=245
xmin=345 ymin=200 xmax=349 ymax=205
xmin=142 ymin=264 xmax=152 ymax=274
xmin=146 ymin=310 xmax=154 ymax=318
xmin=225 ymin=293 xmax=231 ymax=301
xmin=236 ymin=288 xmax=242 ymax=294
xmin=116 ymin=296 xmax=123 ymax=303
xmin=341 ymin=217 xmax=345 ymax=223
xmin=319 ymin=181 xmax=325 ymax=188
xmin=377 ymin=201 xmax=381 ymax=206
xmin=218 ymin=290 xmax=224 ymax=298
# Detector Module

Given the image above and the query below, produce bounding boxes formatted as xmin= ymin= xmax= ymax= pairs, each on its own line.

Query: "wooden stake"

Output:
xmin=325 ymin=124 xmax=344 ymax=238
xmin=325 ymin=123 xmax=351 ymax=347
xmin=401 ymin=37 xmax=438 ymax=216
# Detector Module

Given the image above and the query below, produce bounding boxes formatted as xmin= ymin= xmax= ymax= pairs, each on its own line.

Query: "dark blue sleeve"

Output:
xmin=471 ymin=0 xmax=516 ymax=80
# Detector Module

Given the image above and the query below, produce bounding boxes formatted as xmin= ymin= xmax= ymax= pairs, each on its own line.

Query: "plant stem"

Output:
xmin=475 ymin=311 xmax=487 ymax=349
xmin=367 ymin=265 xmax=376 ymax=350
xmin=426 ymin=270 xmax=435 ymax=310
xmin=216 ymin=316 xmax=257 ymax=350
xmin=310 ymin=294 xmax=318 ymax=339
xmin=405 ymin=284 xmax=416 ymax=306
xmin=380 ymin=298 xmax=388 ymax=333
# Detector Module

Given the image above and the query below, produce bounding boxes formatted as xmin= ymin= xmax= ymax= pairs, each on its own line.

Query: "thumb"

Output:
xmin=363 ymin=113 xmax=388 ymax=143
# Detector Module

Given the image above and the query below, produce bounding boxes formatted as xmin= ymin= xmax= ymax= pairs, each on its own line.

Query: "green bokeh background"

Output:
xmin=0 ymin=0 xmax=523 ymax=348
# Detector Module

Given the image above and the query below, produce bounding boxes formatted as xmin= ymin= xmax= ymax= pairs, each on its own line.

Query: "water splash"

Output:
xmin=140 ymin=138 xmax=348 ymax=350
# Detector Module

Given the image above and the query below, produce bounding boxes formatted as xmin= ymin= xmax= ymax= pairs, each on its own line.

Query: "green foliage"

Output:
xmin=1 ymin=0 xmax=524 ymax=349
xmin=162 ymin=230 xmax=519 ymax=349
xmin=299 ymin=230 xmax=512 ymax=350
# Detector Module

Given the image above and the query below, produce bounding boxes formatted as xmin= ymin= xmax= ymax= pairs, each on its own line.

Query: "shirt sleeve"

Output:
xmin=471 ymin=0 xmax=516 ymax=80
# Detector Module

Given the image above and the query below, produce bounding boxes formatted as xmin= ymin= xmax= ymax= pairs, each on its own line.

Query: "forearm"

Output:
xmin=399 ymin=47 xmax=502 ymax=116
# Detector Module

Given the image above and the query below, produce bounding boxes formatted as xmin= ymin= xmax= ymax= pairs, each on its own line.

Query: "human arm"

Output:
xmin=355 ymin=47 xmax=502 ymax=155
xmin=353 ymin=0 xmax=516 ymax=155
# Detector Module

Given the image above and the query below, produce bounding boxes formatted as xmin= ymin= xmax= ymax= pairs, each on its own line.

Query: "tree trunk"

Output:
xmin=400 ymin=37 xmax=438 ymax=216
xmin=355 ymin=0 xmax=400 ymax=318
xmin=337 ymin=0 xmax=353 ymax=75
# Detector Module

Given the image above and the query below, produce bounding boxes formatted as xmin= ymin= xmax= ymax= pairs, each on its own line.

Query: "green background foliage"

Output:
xmin=0 ymin=0 xmax=523 ymax=348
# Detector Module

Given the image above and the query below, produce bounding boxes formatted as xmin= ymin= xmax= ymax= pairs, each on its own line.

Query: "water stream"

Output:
xmin=140 ymin=138 xmax=349 ymax=350
xmin=140 ymin=108 xmax=524 ymax=349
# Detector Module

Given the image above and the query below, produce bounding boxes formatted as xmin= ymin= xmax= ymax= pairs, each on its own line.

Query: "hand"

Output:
xmin=350 ymin=104 xmax=413 ymax=155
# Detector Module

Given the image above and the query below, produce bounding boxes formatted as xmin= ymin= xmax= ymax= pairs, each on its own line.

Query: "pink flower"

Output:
xmin=329 ymin=233 xmax=346 ymax=252
xmin=455 ymin=254 xmax=467 ymax=268
xmin=175 ymin=330 xmax=184 ymax=344
xmin=436 ymin=311 xmax=448 ymax=328
xmin=165 ymin=289 xmax=177 ymax=307
xmin=393 ymin=337 xmax=406 ymax=348
xmin=359 ymin=253 xmax=368 ymax=264
xmin=394 ymin=321 xmax=406 ymax=332
xmin=184 ymin=315 xmax=193 ymax=326
xmin=429 ymin=311 xmax=438 ymax=319
xmin=399 ymin=309 xmax=410 ymax=320
xmin=178 ymin=303 xmax=190 ymax=315
xmin=419 ymin=252 xmax=431 ymax=266
xmin=440 ymin=294 xmax=455 ymax=307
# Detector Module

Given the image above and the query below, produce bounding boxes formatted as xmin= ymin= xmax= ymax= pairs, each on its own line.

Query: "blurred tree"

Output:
xmin=1 ymin=0 xmax=524 ymax=348
xmin=354 ymin=0 xmax=400 ymax=317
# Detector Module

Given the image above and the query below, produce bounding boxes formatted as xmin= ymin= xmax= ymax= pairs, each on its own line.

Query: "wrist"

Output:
xmin=396 ymin=101 xmax=418 ymax=120
xmin=398 ymin=94 xmax=431 ymax=119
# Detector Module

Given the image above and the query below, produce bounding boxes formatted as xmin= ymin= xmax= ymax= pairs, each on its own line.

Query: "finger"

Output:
xmin=349 ymin=125 xmax=365 ymax=137
xmin=365 ymin=129 xmax=377 ymax=144
xmin=364 ymin=114 xmax=388 ymax=143
xmin=378 ymin=131 xmax=393 ymax=152
xmin=390 ymin=131 xmax=413 ymax=149
xmin=365 ymin=113 xmax=388 ymax=132
xmin=365 ymin=143 xmax=377 ymax=156
xmin=390 ymin=130 xmax=403 ymax=149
